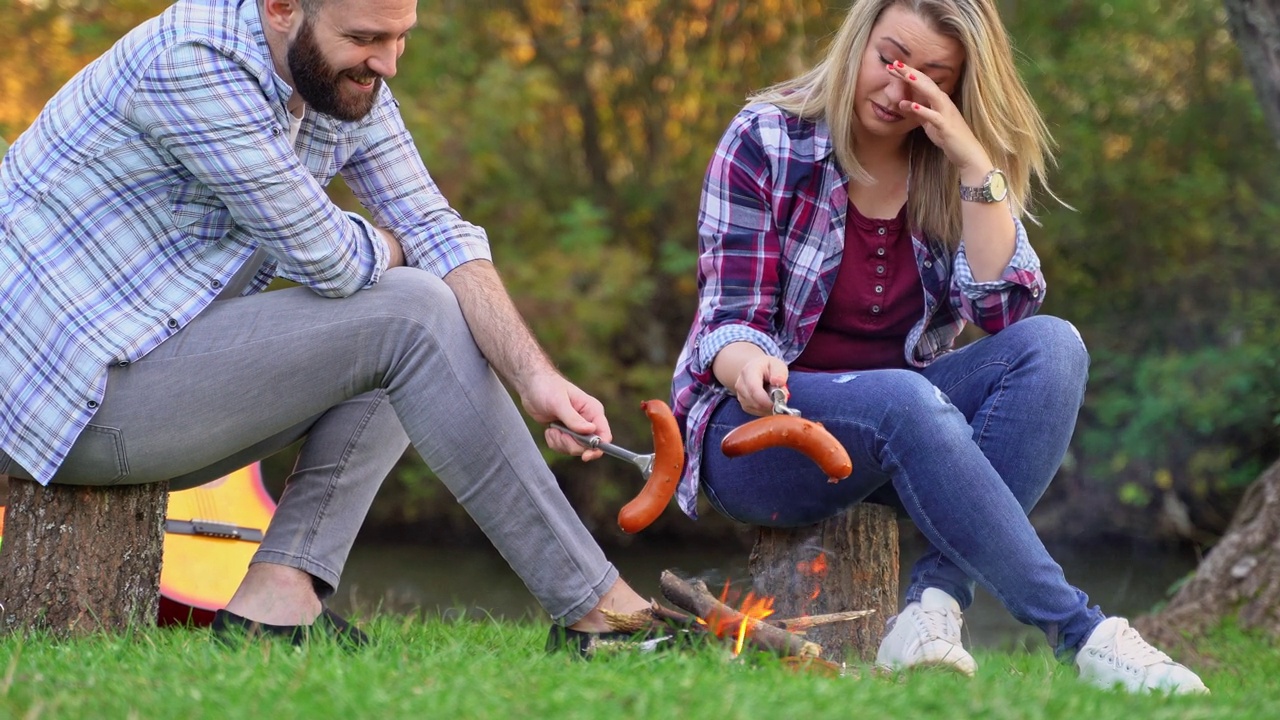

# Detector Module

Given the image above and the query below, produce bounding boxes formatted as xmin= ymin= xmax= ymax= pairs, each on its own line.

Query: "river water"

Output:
xmin=329 ymin=534 xmax=1200 ymax=650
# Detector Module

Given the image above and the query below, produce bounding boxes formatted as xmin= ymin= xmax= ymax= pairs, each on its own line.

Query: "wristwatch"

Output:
xmin=959 ymin=169 xmax=1008 ymax=203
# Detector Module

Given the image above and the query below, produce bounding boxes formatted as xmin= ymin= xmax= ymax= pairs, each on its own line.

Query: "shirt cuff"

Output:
xmin=347 ymin=212 xmax=389 ymax=288
xmin=693 ymin=323 xmax=782 ymax=377
xmin=953 ymin=218 xmax=1043 ymax=299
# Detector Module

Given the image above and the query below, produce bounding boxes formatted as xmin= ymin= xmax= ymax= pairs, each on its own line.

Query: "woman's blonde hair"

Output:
xmin=750 ymin=0 xmax=1055 ymax=248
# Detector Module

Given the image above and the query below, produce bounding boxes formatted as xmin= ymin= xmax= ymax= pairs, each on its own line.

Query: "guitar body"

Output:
xmin=0 ymin=463 xmax=274 ymax=626
xmin=159 ymin=462 xmax=276 ymax=625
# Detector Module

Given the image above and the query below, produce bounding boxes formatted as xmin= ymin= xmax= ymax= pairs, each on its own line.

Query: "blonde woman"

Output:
xmin=671 ymin=0 xmax=1207 ymax=692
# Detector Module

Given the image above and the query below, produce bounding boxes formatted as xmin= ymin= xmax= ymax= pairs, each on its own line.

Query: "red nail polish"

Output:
xmin=909 ymin=74 xmax=917 ymax=81
xmin=895 ymin=60 xmax=903 ymax=68
xmin=886 ymin=63 xmax=893 ymax=71
xmin=913 ymin=103 xmax=920 ymax=110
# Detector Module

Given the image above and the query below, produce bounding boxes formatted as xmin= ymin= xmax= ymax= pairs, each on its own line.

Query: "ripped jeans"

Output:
xmin=700 ymin=315 xmax=1105 ymax=656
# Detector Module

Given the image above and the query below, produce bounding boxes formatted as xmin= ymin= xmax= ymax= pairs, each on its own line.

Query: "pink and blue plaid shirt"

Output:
xmin=0 ymin=0 xmax=490 ymax=484
xmin=670 ymin=103 xmax=1047 ymax=519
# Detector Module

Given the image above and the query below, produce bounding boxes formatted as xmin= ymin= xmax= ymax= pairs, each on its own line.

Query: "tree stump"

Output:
xmin=748 ymin=503 xmax=899 ymax=663
xmin=1136 ymin=458 xmax=1280 ymax=652
xmin=0 ymin=477 xmax=169 ymax=636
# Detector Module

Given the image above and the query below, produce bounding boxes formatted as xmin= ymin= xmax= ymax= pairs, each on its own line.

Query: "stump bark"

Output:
xmin=748 ymin=503 xmax=899 ymax=663
xmin=1135 ymin=458 xmax=1280 ymax=652
xmin=0 ymin=477 xmax=169 ymax=636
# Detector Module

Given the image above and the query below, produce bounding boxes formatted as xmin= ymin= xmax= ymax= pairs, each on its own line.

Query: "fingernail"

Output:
xmin=886 ymin=63 xmax=893 ymax=71
xmin=894 ymin=60 xmax=903 ymax=68
xmin=909 ymin=74 xmax=917 ymax=81
xmin=913 ymin=103 xmax=920 ymax=110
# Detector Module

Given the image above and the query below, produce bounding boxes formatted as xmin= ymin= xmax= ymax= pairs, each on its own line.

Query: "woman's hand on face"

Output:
xmin=734 ymin=355 xmax=789 ymax=417
xmin=887 ymin=61 xmax=990 ymax=174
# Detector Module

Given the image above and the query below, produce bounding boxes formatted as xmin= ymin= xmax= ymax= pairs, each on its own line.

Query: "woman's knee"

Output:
xmin=1007 ymin=315 xmax=1089 ymax=385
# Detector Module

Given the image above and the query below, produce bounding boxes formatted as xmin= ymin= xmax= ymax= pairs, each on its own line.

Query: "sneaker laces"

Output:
xmin=914 ymin=602 xmax=963 ymax=645
xmin=1097 ymin=619 xmax=1172 ymax=670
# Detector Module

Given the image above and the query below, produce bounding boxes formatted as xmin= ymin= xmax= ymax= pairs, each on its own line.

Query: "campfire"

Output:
xmin=605 ymin=566 xmax=873 ymax=673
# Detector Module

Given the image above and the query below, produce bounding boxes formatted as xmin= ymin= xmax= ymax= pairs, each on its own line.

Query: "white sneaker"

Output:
xmin=1076 ymin=617 xmax=1209 ymax=694
xmin=875 ymin=588 xmax=977 ymax=676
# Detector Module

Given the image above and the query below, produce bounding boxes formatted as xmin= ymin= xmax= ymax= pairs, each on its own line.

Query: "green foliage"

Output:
xmin=1079 ymin=340 xmax=1280 ymax=502
xmin=1005 ymin=0 xmax=1280 ymax=525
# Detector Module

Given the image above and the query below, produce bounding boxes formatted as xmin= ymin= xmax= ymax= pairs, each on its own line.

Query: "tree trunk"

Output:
xmin=0 ymin=477 xmax=169 ymax=636
xmin=1135 ymin=459 xmax=1280 ymax=649
xmin=1222 ymin=0 xmax=1280 ymax=146
xmin=1133 ymin=0 xmax=1280 ymax=650
xmin=748 ymin=504 xmax=899 ymax=664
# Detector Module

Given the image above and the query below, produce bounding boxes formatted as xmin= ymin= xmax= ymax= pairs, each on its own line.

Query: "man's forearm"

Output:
xmin=442 ymin=259 xmax=554 ymax=395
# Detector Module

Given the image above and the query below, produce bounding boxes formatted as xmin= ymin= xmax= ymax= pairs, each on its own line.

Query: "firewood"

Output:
xmin=771 ymin=609 xmax=875 ymax=632
xmin=658 ymin=570 xmax=822 ymax=658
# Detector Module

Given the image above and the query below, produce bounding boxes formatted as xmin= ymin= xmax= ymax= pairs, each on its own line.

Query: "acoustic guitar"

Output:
xmin=0 ymin=463 xmax=276 ymax=627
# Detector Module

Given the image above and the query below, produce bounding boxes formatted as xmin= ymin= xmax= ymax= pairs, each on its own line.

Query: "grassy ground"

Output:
xmin=0 ymin=617 xmax=1275 ymax=720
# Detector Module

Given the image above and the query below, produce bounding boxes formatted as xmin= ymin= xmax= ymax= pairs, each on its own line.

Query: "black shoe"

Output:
xmin=212 ymin=607 xmax=369 ymax=648
xmin=546 ymin=626 xmax=685 ymax=658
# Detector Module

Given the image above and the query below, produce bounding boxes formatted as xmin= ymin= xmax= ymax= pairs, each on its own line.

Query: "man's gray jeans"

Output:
xmin=0 ymin=267 xmax=618 ymax=625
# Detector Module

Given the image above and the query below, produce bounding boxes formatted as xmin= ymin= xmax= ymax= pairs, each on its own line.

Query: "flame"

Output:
xmin=732 ymin=591 xmax=775 ymax=655
xmin=796 ymin=551 xmax=829 ymax=608
xmin=700 ymin=581 xmax=776 ymax=656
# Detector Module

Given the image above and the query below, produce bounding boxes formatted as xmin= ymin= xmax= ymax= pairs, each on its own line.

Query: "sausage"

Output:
xmin=720 ymin=415 xmax=852 ymax=481
xmin=617 ymin=399 xmax=685 ymax=534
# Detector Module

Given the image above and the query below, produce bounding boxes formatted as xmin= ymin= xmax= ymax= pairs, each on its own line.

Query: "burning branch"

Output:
xmin=658 ymin=570 xmax=822 ymax=659
xmin=772 ymin=609 xmax=875 ymax=633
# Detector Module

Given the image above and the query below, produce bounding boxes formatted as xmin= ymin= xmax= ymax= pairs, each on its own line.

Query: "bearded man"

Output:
xmin=0 ymin=0 xmax=659 ymax=652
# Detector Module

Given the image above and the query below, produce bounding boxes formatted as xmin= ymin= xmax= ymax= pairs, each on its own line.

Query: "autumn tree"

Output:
xmin=1134 ymin=0 xmax=1280 ymax=651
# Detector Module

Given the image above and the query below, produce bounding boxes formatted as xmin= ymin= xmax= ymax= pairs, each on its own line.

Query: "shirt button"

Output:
xmin=874 ymin=284 xmax=884 ymax=294
xmin=167 ymin=318 xmax=179 ymax=329
xmin=116 ymin=360 xmax=130 ymax=367
xmin=871 ymin=305 xmax=882 ymax=314
xmin=211 ymin=279 xmax=223 ymax=290
xmin=1032 ymin=288 xmax=1041 ymax=298
xmin=876 ymin=247 xmax=886 ymax=257
xmin=924 ymin=260 xmax=933 ymax=269
xmin=87 ymin=400 xmax=99 ymax=409
xmin=877 ymin=227 xmax=886 ymax=236
xmin=876 ymin=265 xmax=886 ymax=275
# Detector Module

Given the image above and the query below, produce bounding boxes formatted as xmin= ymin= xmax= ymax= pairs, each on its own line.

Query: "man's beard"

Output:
xmin=286 ymin=20 xmax=382 ymax=122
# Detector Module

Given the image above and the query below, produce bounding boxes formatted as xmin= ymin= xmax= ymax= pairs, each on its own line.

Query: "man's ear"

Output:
xmin=261 ymin=0 xmax=304 ymax=35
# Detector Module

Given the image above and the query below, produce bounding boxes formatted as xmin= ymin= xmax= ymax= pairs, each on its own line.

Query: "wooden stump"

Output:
xmin=0 ymin=477 xmax=169 ymax=636
xmin=748 ymin=503 xmax=899 ymax=663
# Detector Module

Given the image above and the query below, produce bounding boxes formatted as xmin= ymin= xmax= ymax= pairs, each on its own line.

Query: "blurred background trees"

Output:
xmin=3 ymin=0 xmax=1277 ymax=549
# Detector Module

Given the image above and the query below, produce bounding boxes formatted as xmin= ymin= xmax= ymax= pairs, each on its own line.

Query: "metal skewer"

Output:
xmin=549 ymin=422 xmax=655 ymax=479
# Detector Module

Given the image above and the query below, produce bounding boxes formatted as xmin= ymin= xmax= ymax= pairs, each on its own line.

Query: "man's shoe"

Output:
xmin=1076 ymin=617 xmax=1208 ymax=694
xmin=875 ymin=588 xmax=977 ymax=676
xmin=545 ymin=625 xmax=686 ymax=658
xmin=212 ymin=607 xmax=369 ymax=648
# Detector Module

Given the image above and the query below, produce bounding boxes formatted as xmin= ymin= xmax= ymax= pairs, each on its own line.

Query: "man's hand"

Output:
xmin=528 ymin=374 xmax=612 ymax=462
xmin=443 ymin=259 xmax=610 ymax=461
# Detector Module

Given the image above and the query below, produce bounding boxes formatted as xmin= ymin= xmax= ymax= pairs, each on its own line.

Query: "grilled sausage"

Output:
xmin=617 ymin=399 xmax=685 ymax=534
xmin=720 ymin=415 xmax=852 ymax=481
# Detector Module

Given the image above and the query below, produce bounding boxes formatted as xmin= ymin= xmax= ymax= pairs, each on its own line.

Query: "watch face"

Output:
xmin=988 ymin=170 xmax=1008 ymax=201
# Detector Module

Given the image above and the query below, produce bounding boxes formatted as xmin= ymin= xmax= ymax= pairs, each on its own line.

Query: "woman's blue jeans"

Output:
xmin=702 ymin=315 xmax=1105 ymax=656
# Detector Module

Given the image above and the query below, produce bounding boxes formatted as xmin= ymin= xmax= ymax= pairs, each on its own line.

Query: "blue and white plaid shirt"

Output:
xmin=0 ymin=0 xmax=490 ymax=484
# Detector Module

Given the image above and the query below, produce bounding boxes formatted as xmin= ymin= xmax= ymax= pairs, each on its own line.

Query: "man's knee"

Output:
xmin=375 ymin=267 xmax=457 ymax=308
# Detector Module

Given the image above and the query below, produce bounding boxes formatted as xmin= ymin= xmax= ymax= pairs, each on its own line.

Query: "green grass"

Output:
xmin=0 ymin=618 xmax=1275 ymax=720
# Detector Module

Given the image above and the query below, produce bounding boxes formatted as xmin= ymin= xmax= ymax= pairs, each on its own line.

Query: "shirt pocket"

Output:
xmin=167 ymin=182 xmax=234 ymax=245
